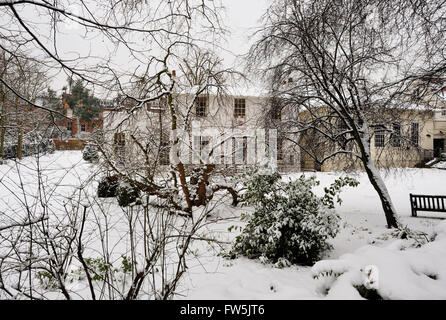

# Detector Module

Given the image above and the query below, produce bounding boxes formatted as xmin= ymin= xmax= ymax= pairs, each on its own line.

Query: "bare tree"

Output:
xmin=0 ymin=0 xmax=226 ymax=111
xmin=0 ymin=0 xmax=245 ymax=300
xmin=0 ymin=51 xmax=55 ymax=162
xmin=248 ymin=0 xmax=446 ymax=228
xmin=99 ymin=47 xmax=242 ymax=214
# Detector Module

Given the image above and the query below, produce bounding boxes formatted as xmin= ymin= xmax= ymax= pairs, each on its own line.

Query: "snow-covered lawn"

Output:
xmin=1 ymin=151 xmax=446 ymax=299
xmin=182 ymin=169 xmax=446 ymax=300
xmin=432 ymin=161 xmax=446 ymax=169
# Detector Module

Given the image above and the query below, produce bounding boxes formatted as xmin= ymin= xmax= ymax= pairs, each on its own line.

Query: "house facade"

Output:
xmin=56 ymin=95 xmax=102 ymax=138
xmin=300 ymin=102 xmax=446 ymax=172
xmin=102 ymin=79 xmax=445 ymax=174
xmin=432 ymin=108 xmax=446 ymax=157
xmin=102 ymin=91 xmax=301 ymax=175
xmin=48 ymin=94 xmax=103 ymax=150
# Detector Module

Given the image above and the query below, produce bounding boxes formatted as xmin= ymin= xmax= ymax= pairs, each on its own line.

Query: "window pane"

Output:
xmin=196 ymin=96 xmax=207 ymax=117
xmin=277 ymin=137 xmax=283 ymax=160
xmin=375 ymin=131 xmax=385 ymax=148
xmin=234 ymin=98 xmax=246 ymax=118
xmin=159 ymin=136 xmax=170 ymax=165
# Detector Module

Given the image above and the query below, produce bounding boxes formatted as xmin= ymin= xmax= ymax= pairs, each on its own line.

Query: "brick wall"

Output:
xmin=53 ymin=139 xmax=91 ymax=150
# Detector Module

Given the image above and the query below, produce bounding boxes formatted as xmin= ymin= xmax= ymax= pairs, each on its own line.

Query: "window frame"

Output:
xmin=234 ymin=98 xmax=246 ymax=118
xmin=146 ymin=98 xmax=166 ymax=112
xmin=374 ymin=130 xmax=385 ymax=148
xmin=277 ymin=136 xmax=284 ymax=160
xmin=336 ymin=122 xmax=350 ymax=146
xmin=242 ymin=136 xmax=248 ymax=164
xmin=159 ymin=136 xmax=170 ymax=165
xmin=195 ymin=96 xmax=208 ymax=118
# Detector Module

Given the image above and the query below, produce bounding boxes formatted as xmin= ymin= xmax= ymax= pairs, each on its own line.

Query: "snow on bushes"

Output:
xmin=2 ymin=135 xmax=55 ymax=161
xmin=82 ymin=143 xmax=99 ymax=162
xmin=228 ymin=168 xmax=359 ymax=266
xmin=312 ymin=220 xmax=446 ymax=299
xmin=97 ymin=175 xmax=119 ymax=198
xmin=97 ymin=175 xmax=141 ymax=207
xmin=116 ymin=182 xmax=141 ymax=207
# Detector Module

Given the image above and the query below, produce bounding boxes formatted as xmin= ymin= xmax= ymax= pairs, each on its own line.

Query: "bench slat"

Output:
xmin=410 ymin=194 xmax=446 ymax=217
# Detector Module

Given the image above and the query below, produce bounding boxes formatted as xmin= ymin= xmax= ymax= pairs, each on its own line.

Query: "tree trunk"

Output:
xmin=0 ymin=126 xmax=4 ymax=161
xmin=357 ymin=131 xmax=399 ymax=228
xmin=363 ymin=159 xmax=399 ymax=228
xmin=16 ymin=97 xmax=23 ymax=160
xmin=0 ymin=82 xmax=5 ymax=162
xmin=167 ymin=91 xmax=193 ymax=213
xmin=17 ymin=130 xmax=22 ymax=160
xmin=195 ymin=164 xmax=215 ymax=206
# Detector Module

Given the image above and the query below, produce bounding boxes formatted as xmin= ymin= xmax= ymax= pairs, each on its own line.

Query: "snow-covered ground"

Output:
xmin=432 ymin=161 xmax=446 ymax=169
xmin=181 ymin=169 xmax=446 ymax=300
xmin=1 ymin=151 xmax=445 ymax=300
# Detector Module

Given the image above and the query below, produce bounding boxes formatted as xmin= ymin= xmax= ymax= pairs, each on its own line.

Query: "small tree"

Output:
xmin=229 ymin=168 xmax=358 ymax=265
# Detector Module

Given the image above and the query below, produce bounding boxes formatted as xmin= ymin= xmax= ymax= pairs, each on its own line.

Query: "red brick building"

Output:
xmin=52 ymin=95 xmax=103 ymax=150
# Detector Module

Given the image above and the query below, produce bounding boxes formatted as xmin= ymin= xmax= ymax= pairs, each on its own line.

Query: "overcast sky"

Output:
xmin=47 ymin=0 xmax=271 ymax=93
xmin=221 ymin=0 xmax=270 ymax=62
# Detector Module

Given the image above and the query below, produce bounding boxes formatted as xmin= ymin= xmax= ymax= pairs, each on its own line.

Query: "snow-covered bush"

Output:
xmin=97 ymin=175 xmax=119 ymax=198
xmin=2 ymin=136 xmax=55 ymax=160
xmin=82 ymin=143 xmax=99 ymax=162
xmin=116 ymin=182 xmax=141 ymax=207
xmin=229 ymin=169 xmax=358 ymax=265
xmin=97 ymin=175 xmax=140 ymax=207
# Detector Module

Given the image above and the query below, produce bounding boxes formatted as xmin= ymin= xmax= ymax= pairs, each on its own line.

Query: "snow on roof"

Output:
xmin=173 ymin=80 xmax=270 ymax=98
xmin=224 ymin=83 xmax=270 ymax=97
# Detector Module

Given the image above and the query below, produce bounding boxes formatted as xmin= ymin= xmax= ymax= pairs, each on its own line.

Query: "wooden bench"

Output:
xmin=410 ymin=194 xmax=446 ymax=217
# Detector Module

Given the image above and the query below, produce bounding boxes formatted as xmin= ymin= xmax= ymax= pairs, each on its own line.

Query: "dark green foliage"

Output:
xmin=3 ymin=138 xmax=56 ymax=160
xmin=97 ymin=175 xmax=119 ymax=198
xmin=322 ymin=176 xmax=359 ymax=209
xmin=229 ymin=168 xmax=359 ymax=266
xmin=65 ymin=79 xmax=101 ymax=121
xmin=121 ymin=255 xmax=136 ymax=274
xmin=84 ymin=258 xmax=114 ymax=281
xmin=116 ymin=182 xmax=141 ymax=207
xmin=354 ymin=285 xmax=383 ymax=300
xmin=97 ymin=175 xmax=141 ymax=207
xmin=36 ymin=271 xmax=58 ymax=289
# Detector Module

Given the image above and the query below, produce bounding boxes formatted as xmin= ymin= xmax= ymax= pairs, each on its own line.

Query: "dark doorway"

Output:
xmin=434 ymin=139 xmax=445 ymax=157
